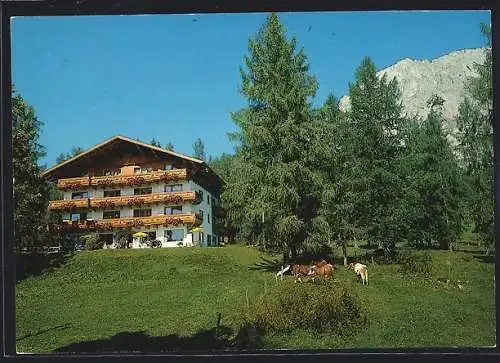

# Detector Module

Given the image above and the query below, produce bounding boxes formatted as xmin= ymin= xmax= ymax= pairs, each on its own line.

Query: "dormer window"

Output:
xmin=104 ymin=169 xmax=120 ymax=176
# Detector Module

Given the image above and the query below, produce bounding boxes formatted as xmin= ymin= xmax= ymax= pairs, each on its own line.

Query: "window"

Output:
xmin=198 ymin=210 xmax=204 ymax=219
xmin=133 ymin=209 xmax=152 ymax=217
xmin=207 ymin=234 xmax=212 ymax=246
xmin=207 ymin=195 xmax=210 ymax=204
xmin=134 ymin=167 xmax=141 ymax=174
xmin=164 ymin=228 xmax=184 ymax=241
xmin=134 ymin=187 xmax=152 ymax=195
xmin=164 ymin=184 xmax=183 ymax=192
xmin=103 ymin=210 xmax=120 ymax=219
xmin=165 ymin=206 xmax=182 ymax=215
xmin=104 ymin=169 xmax=120 ymax=176
xmin=208 ymin=213 xmax=210 ymax=224
xmin=72 ymin=191 xmax=88 ymax=199
xmin=104 ymin=190 xmax=121 ymax=197
xmin=71 ymin=213 xmax=87 ymax=221
xmin=164 ymin=164 xmax=173 ymax=170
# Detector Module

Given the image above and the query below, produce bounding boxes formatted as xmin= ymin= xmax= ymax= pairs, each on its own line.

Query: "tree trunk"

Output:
xmin=290 ymin=245 xmax=297 ymax=262
xmin=342 ymin=243 xmax=348 ymax=267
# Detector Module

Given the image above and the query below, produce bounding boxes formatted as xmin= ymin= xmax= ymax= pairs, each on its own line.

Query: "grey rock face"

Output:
xmin=339 ymin=48 xmax=488 ymax=136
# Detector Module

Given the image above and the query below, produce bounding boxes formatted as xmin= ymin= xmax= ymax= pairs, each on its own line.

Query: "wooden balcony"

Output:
xmin=90 ymin=169 xmax=188 ymax=188
xmin=60 ymin=212 xmax=202 ymax=231
xmin=89 ymin=191 xmax=202 ymax=209
xmin=57 ymin=176 xmax=91 ymax=190
xmin=49 ymin=199 xmax=89 ymax=211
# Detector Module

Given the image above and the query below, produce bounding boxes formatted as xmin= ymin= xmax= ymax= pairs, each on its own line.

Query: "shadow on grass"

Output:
xmin=18 ymin=323 xmax=72 ymax=342
xmin=472 ymin=254 xmax=496 ymax=264
xmin=248 ymin=256 xmax=282 ymax=272
xmin=16 ymin=252 xmax=74 ymax=283
xmin=54 ymin=325 xmax=265 ymax=353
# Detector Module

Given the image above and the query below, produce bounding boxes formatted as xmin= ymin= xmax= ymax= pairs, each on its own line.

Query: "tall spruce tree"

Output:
xmin=306 ymin=94 xmax=355 ymax=264
xmin=222 ymin=13 xmax=321 ymax=261
xmin=12 ymin=90 xmax=50 ymax=251
xmin=399 ymin=95 xmax=466 ymax=250
xmin=455 ymin=24 xmax=493 ymax=252
xmin=342 ymin=57 xmax=406 ymax=254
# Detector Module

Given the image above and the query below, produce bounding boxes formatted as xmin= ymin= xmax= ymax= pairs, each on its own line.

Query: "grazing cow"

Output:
xmin=275 ymin=263 xmax=314 ymax=282
xmin=349 ymin=262 xmax=369 ymax=285
xmin=308 ymin=263 xmax=334 ymax=279
xmin=312 ymin=259 xmax=328 ymax=268
xmin=275 ymin=265 xmax=290 ymax=281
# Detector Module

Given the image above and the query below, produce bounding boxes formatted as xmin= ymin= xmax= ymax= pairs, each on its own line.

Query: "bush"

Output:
xmin=150 ymin=240 xmax=162 ymax=248
xmin=397 ymin=250 xmax=433 ymax=275
xmin=81 ymin=234 xmax=104 ymax=251
xmin=240 ymin=282 xmax=366 ymax=335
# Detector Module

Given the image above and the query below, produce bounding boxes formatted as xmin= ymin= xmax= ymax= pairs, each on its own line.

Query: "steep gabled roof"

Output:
xmin=41 ymin=134 xmax=205 ymax=179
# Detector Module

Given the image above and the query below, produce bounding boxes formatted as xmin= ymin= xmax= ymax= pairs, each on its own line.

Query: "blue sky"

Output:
xmin=11 ymin=10 xmax=490 ymax=168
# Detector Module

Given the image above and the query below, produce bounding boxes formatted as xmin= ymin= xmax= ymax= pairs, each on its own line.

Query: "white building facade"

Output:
xmin=43 ymin=135 xmax=223 ymax=249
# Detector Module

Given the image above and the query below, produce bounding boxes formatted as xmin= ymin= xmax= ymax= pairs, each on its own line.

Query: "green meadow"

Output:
xmin=16 ymin=244 xmax=495 ymax=353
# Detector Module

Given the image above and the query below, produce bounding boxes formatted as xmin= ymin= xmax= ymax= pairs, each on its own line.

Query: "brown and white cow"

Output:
xmin=308 ymin=263 xmax=334 ymax=279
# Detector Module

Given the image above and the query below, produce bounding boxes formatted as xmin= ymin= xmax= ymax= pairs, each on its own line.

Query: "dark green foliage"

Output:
xmin=81 ymin=234 xmax=105 ymax=251
xmin=193 ymin=138 xmax=206 ymax=161
xmin=310 ymin=57 xmax=406 ymax=258
xmin=12 ymin=90 xmax=51 ymax=251
xmin=222 ymin=13 xmax=321 ymax=261
xmin=455 ymin=24 xmax=493 ymax=251
xmin=397 ymin=250 xmax=433 ymax=275
xmin=165 ymin=142 xmax=174 ymax=151
xmin=241 ymin=282 xmax=365 ymax=334
xmin=150 ymin=138 xmax=161 ymax=147
xmin=398 ymin=96 xmax=466 ymax=249
xmin=55 ymin=146 xmax=84 ymax=164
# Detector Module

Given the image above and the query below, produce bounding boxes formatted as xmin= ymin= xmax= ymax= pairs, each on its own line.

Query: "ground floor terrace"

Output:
xmin=65 ymin=224 xmax=219 ymax=250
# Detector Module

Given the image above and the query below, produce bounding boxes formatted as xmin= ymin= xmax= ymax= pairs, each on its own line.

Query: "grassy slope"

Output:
xmin=16 ymin=246 xmax=495 ymax=352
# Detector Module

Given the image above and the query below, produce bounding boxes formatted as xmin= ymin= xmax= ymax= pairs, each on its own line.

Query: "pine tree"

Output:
xmin=12 ymin=90 xmax=50 ymax=251
xmin=55 ymin=146 xmax=83 ymax=164
xmin=399 ymin=95 xmax=466 ymax=250
xmin=165 ymin=142 xmax=174 ymax=151
xmin=222 ymin=13 xmax=320 ymax=261
xmin=193 ymin=138 xmax=206 ymax=161
xmin=455 ymin=23 xmax=493 ymax=251
xmin=341 ymin=57 xmax=406 ymax=254
xmin=150 ymin=138 xmax=161 ymax=147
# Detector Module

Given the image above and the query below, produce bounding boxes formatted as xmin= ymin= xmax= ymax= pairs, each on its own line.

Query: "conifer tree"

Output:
xmin=399 ymin=95 xmax=466 ymax=249
xmin=341 ymin=57 xmax=406 ymax=254
xmin=193 ymin=138 xmax=206 ymax=161
xmin=222 ymin=13 xmax=321 ymax=261
xmin=12 ymin=90 xmax=50 ymax=251
xmin=455 ymin=24 xmax=493 ymax=251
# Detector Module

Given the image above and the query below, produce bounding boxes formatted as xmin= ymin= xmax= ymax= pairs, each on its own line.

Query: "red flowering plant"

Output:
xmin=125 ymin=176 xmax=145 ymax=187
xmin=126 ymin=197 xmax=145 ymax=207
xmin=165 ymin=194 xmax=183 ymax=204
xmin=98 ymin=200 xmax=116 ymax=209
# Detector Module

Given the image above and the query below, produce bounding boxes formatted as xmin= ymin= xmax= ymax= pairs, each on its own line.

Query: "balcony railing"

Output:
xmin=57 ymin=176 xmax=91 ymax=190
xmin=89 ymin=191 xmax=202 ymax=209
xmin=56 ymin=169 xmax=188 ymax=190
xmin=59 ymin=212 xmax=203 ymax=231
xmin=48 ymin=191 xmax=202 ymax=211
xmin=90 ymin=169 xmax=188 ymax=188
xmin=49 ymin=199 xmax=90 ymax=211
